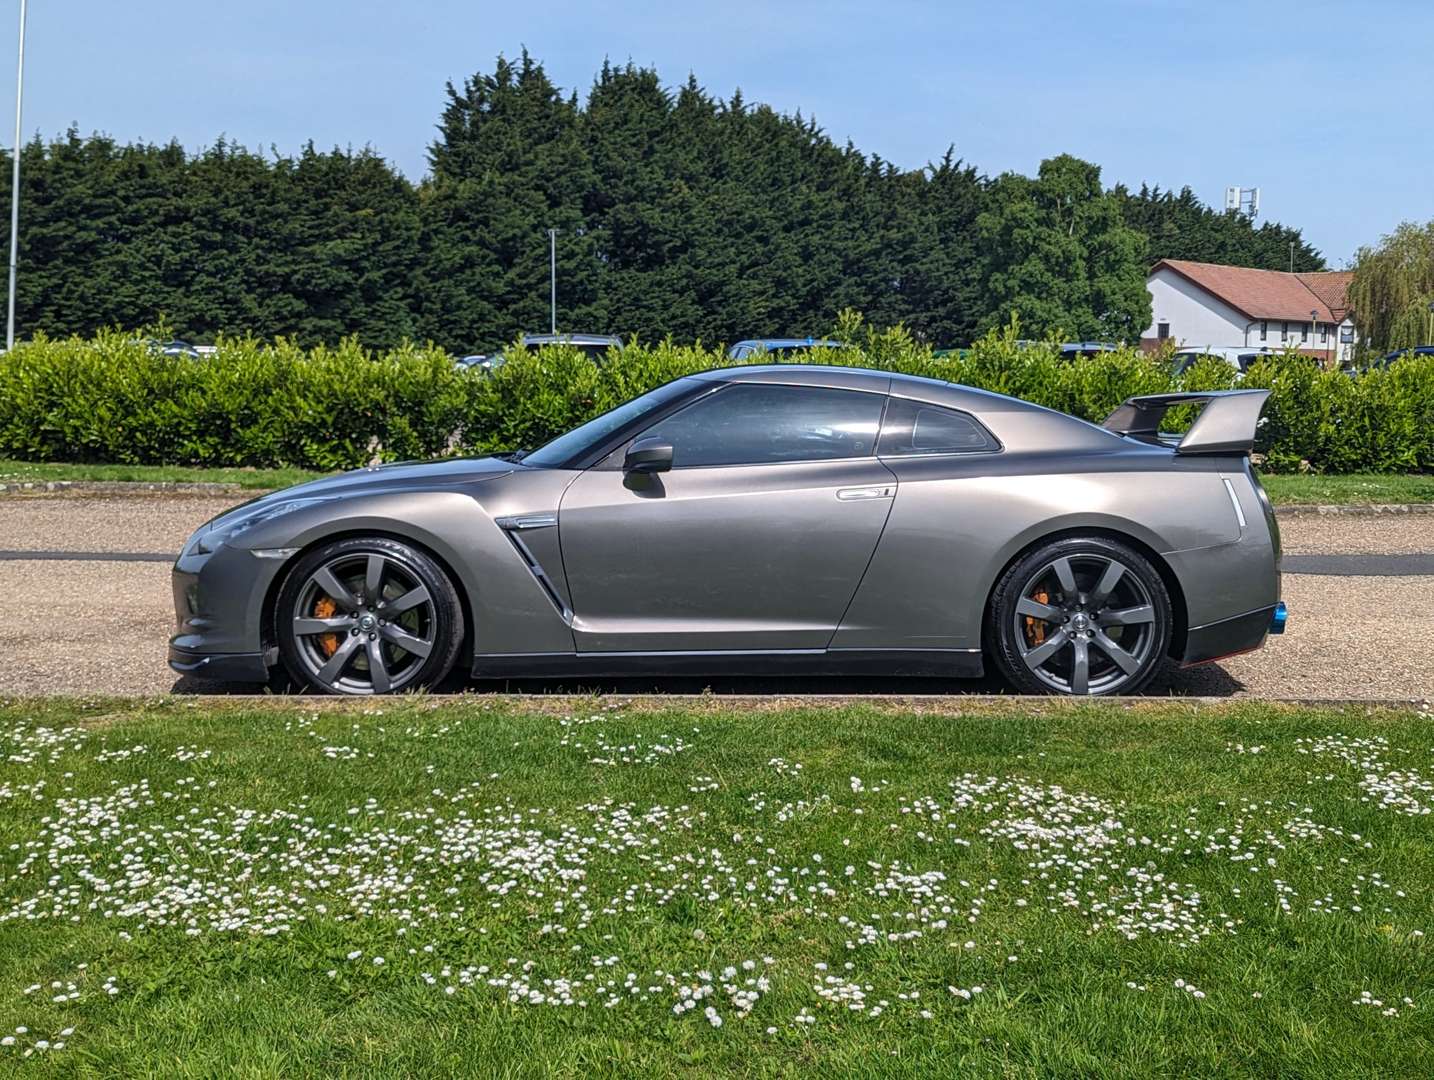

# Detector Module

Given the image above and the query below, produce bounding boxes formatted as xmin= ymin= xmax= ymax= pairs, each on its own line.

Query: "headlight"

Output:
xmin=191 ymin=497 xmax=334 ymax=554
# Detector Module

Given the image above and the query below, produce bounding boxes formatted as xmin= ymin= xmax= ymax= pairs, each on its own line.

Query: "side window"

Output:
xmin=877 ymin=398 xmax=998 ymax=456
xmin=637 ymin=384 xmax=885 ymax=468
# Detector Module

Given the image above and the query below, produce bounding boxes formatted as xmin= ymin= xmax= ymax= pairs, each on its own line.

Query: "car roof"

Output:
xmin=690 ymin=364 xmax=1122 ymax=450
xmin=521 ymin=333 xmax=622 ymax=345
xmin=731 ymin=338 xmax=844 ymax=348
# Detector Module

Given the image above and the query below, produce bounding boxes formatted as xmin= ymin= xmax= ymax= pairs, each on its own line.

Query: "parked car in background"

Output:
xmin=1057 ymin=342 xmax=1120 ymax=360
xmin=132 ymin=337 xmax=202 ymax=359
xmin=520 ymin=333 xmax=624 ymax=362
xmin=727 ymin=337 xmax=848 ymax=360
xmin=169 ymin=365 xmax=1284 ymax=698
xmin=455 ymin=353 xmax=506 ymax=375
xmin=1169 ymin=346 xmax=1273 ymax=377
xmin=1372 ymin=345 xmax=1434 ymax=369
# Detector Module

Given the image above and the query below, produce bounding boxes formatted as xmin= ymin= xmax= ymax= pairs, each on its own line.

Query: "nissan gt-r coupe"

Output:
xmin=169 ymin=365 xmax=1285 ymax=696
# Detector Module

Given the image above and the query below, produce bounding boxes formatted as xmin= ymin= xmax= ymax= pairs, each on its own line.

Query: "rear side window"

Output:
xmin=878 ymin=398 xmax=998 ymax=456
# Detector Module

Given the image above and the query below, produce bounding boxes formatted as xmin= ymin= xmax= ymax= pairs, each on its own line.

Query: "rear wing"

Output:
xmin=1102 ymin=389 xmax=1270 ymax=455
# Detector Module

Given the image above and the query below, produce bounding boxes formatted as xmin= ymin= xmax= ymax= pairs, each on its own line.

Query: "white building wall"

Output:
xmin=1142 ymin=267 xmax=1251 ymax=349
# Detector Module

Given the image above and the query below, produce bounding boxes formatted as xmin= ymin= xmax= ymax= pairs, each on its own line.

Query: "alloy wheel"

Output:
xmin=289 ymin=552 xmax=435 ymax=694
xmin=1011 ymin=553 xmax=1158 ymax=695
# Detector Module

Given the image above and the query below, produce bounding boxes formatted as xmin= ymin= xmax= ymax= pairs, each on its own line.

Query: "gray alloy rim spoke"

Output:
xmin=292 ymin=615 xmax=351 ymax=635
xmin=380 ymin=623 xmax=432 ymax=659
xmin=295 ymin=552 xmax=439 ymax=693
xmin=1087 ymin=560 xmax=1125 ymax=611
xmin=1051 ymin=557 xmax=1078 ymax=596
xmin=1023 ymin=628 xmax=1070 ymax=669
xmin=1099 ymin=604 xmax=1154 ymax=627
xmin=1071 ymin=639 xmax=1090 ymax=695
xmin=1016 ymin=596 xmax=1062 ymax=622
xmin=315 ymin=633 xmax=362 ymax=684
xmin=384 ymin=585 xmax=431 ymax=616
xmin=1016 ymin=552 xmax=1159 ymax=695
xmin=1093 ymin=630 xmax=1142 ymax=675
xmin=311 ymin=566 xmax=359 ymax=612
xmin=366 ymin=638 xmax=392 ymax=693
xmin=365 ymin=555 xmax=386 ymax=604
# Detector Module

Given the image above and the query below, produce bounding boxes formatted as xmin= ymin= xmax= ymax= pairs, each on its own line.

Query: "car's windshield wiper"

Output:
xmin=492 ymin=449 xmax=529 ymax=463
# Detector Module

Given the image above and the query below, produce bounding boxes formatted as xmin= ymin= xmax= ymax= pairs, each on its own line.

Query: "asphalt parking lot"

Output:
xmin=1 ymin=493 xmax=1430 ymax=699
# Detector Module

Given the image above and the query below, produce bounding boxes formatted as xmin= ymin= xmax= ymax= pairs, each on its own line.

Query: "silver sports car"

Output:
xmin=169 ymin=365 xmax=1285 ymax=696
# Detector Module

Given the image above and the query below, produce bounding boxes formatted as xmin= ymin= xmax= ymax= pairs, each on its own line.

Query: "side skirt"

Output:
xmin=471 ymin=648 xmax=984 ymax=680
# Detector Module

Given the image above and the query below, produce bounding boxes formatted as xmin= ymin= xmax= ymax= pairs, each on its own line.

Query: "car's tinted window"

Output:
xmin=639 ymin=383 xmax=885 ymax=468
xmin=877 ymin=398 xmax=997 ymax=456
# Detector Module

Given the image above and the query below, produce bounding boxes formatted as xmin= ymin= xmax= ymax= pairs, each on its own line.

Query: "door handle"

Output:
xmin=836 ymin=486 xmax=896 ymax=501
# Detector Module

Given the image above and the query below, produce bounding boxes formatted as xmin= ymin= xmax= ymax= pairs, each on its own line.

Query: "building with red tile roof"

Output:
xmin=1143 ymin=259 xmax=1355 ymax=365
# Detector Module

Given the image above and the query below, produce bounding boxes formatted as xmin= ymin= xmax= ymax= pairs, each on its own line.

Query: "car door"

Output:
xmin=557 ymin=382 xmax=897 ymax=653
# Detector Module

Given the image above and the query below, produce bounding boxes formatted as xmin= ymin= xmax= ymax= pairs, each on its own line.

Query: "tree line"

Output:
xmin=0 ymin=53 xmax=1324 ymax=352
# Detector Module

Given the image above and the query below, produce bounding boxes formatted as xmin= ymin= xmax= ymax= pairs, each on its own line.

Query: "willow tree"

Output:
xmin=1347 ymin=220 xmax=1434 ymax=352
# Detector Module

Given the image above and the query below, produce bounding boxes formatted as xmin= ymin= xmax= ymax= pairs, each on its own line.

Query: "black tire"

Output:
xmin=276 ymin=536 xmax=464 ymax=695
xmin=987 ymin=535 xmax=1172 ymax=696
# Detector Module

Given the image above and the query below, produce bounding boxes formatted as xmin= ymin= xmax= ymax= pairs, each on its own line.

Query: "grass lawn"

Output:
xmin=2 ymin=458 xmax=1431 ymax=506
xmin=1257 ymin=472 xmax=1434 ymax=505
xmin=0 ymin=697 xmax=1430 ymax=1077
xmin=0 ymin=459 xmax=329 ymax=490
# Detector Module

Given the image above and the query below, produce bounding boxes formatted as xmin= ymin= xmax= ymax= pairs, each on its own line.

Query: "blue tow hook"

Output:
xmin=1270 ymin=601 xmax=1288 ymax=635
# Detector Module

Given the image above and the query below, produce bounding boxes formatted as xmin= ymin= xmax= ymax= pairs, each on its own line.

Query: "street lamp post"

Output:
xmin=6 ymin=0 xmax=26 ymax=351
xmin=546 ymin=228 xmax=558 ymax=335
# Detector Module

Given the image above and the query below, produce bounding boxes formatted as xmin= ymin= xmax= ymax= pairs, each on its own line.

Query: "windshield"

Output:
xmin=522 ymin=377 xmax=698 ymax=468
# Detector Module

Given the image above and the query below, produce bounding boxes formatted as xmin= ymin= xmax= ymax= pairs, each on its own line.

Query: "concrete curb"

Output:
xmin=1 ymin=479 xmax=1432 ymax=516
xmin=1273 ymin=502 xmax=1434 ymax=516
xmin=0 ymin=479 xmax=258 ymax=497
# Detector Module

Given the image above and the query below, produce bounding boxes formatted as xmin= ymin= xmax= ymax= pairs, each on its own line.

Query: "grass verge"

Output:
xmin=0 ymin=459 xmax=329 ymax=490
xmin=2 ymin=458 xmax=1432 ymax=505
xmin=0 ymin=696 xmax=1430 ymax=1077
xmin=1257 ymin=472 xmax=1434 ymax=505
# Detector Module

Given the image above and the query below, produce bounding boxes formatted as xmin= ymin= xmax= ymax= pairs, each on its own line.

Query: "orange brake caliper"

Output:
xmin=1024 ymin=589 xmax=1050 ymax=646
xmin=313 ymin=595 xmax=340 ymax=657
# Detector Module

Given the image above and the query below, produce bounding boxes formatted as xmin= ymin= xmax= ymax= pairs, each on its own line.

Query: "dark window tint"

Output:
xmin=639 ymin=383 xmax=885 ymax=468
xmin=877 ymin=398 xmax=998 ymax=456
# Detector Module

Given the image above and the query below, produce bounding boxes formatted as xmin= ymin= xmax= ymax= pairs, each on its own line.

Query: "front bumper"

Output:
xmin=168 ymin=645 xmax=271 ymax=682
xmin=169 ymin=542 xmax=287 ymax=683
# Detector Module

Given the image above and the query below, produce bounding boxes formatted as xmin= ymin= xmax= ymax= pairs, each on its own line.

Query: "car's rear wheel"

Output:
xmin=276 ymin=537 xmax=464 ymax=695
xmin=988 ymin=536 xmax=1171 ymax=696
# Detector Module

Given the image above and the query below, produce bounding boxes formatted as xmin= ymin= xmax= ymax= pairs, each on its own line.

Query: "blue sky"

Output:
xmin=4 ymin=0 xmax=1429 ymax=265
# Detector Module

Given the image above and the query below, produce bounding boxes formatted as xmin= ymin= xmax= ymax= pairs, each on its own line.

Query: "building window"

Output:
xmin=1281 ymin=321 xmax=1289 ymax=341
xmin=1321 ymin=323 xmax=1328 ymax=343
xmin=1260 ymin=321 xmax=1268 ymax=341
xmin=1301 ymin=322 xmax=1309 ymax=343
xmin=1157 ymin=321 xmax=1169 ymax=340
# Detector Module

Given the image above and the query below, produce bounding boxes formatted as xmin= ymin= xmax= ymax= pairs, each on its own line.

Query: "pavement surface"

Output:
xmin=0 ymin=494 xmax=1429 ymax=699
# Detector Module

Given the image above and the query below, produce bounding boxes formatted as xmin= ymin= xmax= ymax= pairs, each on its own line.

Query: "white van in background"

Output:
xmin=1170 ymin=346 xmax=1277 ymax=377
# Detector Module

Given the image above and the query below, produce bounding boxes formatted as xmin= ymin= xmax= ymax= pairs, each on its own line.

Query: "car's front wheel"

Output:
xmin=276 ymin=537 xmax=464 ymax=695
xmin=988 ymin=535 xmax=1172 ymax=696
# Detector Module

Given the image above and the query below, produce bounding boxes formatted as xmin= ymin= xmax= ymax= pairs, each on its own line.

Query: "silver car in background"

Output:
xmin=170 ymin=365 xmax=1284 ymax=696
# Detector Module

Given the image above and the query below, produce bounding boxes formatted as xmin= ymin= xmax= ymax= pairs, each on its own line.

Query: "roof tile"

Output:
xmin=1155 ymin=259 xmax=1351 ymax=322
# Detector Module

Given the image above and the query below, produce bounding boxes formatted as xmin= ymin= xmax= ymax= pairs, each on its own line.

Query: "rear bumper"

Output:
xmin=168 ymin=645 xmax=271 ymax=683
xmin=1180 ymin=603 xmax=1282 ymax=667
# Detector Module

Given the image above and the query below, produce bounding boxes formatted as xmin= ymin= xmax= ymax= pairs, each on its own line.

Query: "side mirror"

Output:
xmin=624 ymin=436 xmax=673 ymax=474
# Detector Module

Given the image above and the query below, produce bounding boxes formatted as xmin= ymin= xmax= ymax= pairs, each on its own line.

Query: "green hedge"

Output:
xmin=0 ymin=325 xmax=1430 ymax=472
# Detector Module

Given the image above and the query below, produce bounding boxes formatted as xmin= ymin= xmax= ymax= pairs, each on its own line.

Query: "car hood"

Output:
xmin=199 ymin=457 xmax=519 ymax=536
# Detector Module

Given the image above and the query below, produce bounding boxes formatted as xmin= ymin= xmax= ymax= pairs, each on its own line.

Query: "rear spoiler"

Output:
xmin=1102 ymin=389 xmax=1270 ymax=455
